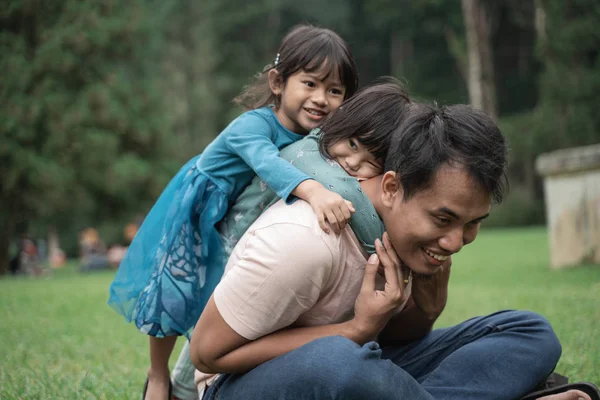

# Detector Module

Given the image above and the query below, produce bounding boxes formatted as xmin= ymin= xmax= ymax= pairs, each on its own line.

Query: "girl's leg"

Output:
xmin=145 ymin=336 xmax=178 ymax=400
xmin=171 ymin=341 xmax=199 ymax=400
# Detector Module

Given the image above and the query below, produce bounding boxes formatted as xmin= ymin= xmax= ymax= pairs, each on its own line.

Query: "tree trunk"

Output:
xmin=478 ymin=11 xmax=497 ymax=121
xmin=445 ymin=27 xmax=468 ymax=84
xmin=461 ymin=0 xmax=498 ymax=120
xmin=534 ymin=0 xmax=547 ymax=47
xmin=0 ymin=231 xmax=10 ymax=276
xmin=0 ymin=197 xmax=19 ymax=276
xmin=390 ymin=30 xmax=412 ymax=77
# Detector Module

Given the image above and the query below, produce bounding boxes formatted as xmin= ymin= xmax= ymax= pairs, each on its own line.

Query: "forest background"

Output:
xmin=2 ymin=0 xmax=599 ymax=274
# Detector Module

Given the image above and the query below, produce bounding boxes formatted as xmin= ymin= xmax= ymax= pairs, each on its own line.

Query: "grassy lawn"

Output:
xmin=0 ymin=226 xmax=598 ymax=399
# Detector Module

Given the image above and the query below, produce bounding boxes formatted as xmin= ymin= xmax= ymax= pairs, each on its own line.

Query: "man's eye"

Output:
xmin=438 ymin=217 xmax=451 ymax=225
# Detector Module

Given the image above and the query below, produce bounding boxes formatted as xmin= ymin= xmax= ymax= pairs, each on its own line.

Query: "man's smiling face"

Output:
xmin=380 ymin=163 xmax=491 ymax=276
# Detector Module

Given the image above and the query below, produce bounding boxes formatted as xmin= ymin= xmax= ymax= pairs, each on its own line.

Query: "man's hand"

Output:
xmin=351 ymin=232 xmax=409 ymax=340
xmin=411 ymin=257 xmax=452 ymax=321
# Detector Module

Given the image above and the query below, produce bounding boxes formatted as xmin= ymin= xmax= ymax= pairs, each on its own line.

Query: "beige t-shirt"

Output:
xmin=195 ymin=199 xmax=411 ymax=393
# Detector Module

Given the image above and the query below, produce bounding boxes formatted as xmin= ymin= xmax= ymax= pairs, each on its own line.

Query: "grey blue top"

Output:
xmin=219 ymin=131 xmax=385 ymax=255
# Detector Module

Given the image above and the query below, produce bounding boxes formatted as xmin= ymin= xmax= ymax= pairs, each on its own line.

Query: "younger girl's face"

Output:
xmin=328 ymin=138 xmax=383 ymax=179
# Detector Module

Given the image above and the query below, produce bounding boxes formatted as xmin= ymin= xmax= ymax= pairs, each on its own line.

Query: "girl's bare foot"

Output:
xmin=536 ymin=389 xmax=591 ymax=400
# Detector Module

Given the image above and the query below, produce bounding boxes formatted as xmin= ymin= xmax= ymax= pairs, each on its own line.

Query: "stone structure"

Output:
xmin=536 ymin=144 xmax=600 ymax=268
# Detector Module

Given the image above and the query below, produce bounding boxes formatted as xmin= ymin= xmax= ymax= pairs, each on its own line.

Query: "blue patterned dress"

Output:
xmin=108 ymin=107 xmax=310 ymax=337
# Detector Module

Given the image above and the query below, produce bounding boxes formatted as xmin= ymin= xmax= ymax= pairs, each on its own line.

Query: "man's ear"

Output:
xmin=381 ymin=171 xmax=402 ymax=207
xmin=268 ymin=69 xmax=283 ymax=96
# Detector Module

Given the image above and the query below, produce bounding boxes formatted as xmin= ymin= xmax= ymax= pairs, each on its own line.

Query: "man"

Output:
xmin=177 ymin=103 xmax=591 ymax=400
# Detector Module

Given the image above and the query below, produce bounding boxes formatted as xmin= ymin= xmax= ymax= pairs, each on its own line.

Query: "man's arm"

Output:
xmin=378 ymin=259 xmax=451 ymax=346
xmin=191 ymin=236 xmax=407 ymax=374
xmin=191 ymin=295 xmax=369 ymax=374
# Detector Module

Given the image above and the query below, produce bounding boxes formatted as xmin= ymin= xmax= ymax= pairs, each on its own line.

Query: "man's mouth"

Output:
xmin=423 ymin=248 xmax=449 ymax=262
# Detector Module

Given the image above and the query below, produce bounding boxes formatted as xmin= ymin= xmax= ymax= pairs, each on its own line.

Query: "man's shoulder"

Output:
xmin=251 ymin=199 xmax=321 ymax=232
xmin=249 ymin=200 xmax=363 ymax=257
xmin=227 ymin=200 xmax=337 ymax=276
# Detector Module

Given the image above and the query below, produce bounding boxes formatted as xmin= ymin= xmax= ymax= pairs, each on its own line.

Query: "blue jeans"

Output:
xmin=202 ymin=310 xmax=561 ymax=400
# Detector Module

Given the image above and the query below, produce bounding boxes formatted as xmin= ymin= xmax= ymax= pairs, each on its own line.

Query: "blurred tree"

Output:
xmin=204 ymin=0 xmax=355 ymax=130
xmin=504 ymin=0 xmax=600 ymax=190
xmin=489 ymin=0 xmax=600 ymax=226
xmin=160 ymin=0 xmax=220 ymax=158
xmin=0 ymin=1 xmax=178 ymax=274
xmin=462 ymin=0 xmax=498 ymax=120
xmin=492 ymin=0 xmax=540 ymax=114
xmin=2 ymin=0 xmax=599 ymax=258
xmin=364 ymin=0 xmax=469 ymax=104
xmin=534 ymin=0 xmax=600 ymax=151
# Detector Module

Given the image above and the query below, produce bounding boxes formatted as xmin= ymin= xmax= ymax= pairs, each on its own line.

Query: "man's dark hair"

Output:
xmin=385 ymin=103 xmax=509 ymax=203
xmin=319 ymin=76 xmax=411 ymax=162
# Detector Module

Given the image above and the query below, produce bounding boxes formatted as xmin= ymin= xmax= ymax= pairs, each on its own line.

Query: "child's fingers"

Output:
xmin=341 ymin=203 xmax=352 ymax=221
xmin=332 ymin=207 xmax=348 ymax=230
xmin=345 ymin=200 xmax=355 ymax=213
xmin=325 ymin=210 xmax=341 ymax=233
xmin=317 ymin=212 xmax=330 ymax=233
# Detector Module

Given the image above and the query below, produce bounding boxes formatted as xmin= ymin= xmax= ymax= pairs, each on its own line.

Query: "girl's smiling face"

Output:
xmin=327 ymin=137 xmax=383 ymax=179
xmin=270 ymin=63 xmax=346 ymax=135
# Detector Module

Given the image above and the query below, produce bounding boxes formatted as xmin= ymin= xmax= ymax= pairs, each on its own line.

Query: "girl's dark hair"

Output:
xmin=319 ymin=77 xmax=411 ymax=163
xmin=234 ymin=24 xmax=358 ymax=110
xmin=385 ymin=103 xmax=509 ymax=204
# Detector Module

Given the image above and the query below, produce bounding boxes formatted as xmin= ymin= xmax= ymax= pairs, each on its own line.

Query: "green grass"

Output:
xmin=437 ymin=227 xmax=600 ymax=385
xmin=0 ymin=227 xmax=598 ymax=399
xmin=0 ymin=263 xmax=186 ymax=399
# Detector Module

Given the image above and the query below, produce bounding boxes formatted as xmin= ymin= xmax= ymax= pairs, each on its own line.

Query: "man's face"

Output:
xmin=380 ymin=163 xmax=491 ymax=276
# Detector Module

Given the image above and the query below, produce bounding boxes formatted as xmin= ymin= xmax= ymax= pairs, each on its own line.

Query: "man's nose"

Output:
xmin=439 ymin=227 xmax=464 ymax=254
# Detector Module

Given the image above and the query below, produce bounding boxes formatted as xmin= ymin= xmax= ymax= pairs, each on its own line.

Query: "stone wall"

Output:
xmin=536 ymin=144 xmax=600 ymax=268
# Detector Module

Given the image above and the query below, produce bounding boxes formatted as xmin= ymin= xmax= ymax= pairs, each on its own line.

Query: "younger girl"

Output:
xmin=108 ymin=24 xmax=358 ymax=399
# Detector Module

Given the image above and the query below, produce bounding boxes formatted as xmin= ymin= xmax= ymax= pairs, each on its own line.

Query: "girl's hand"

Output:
xmin=292 ymin=180 xmax=355 ymax=234
xmin=308 ymin=187 xmax=355 ymax=234
xmin=351 ymin=233 xmax=409 ymax=340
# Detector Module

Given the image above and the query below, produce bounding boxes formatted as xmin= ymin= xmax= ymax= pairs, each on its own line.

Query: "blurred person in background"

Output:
xmin=79 ymin=228 xmax=109 ymax=272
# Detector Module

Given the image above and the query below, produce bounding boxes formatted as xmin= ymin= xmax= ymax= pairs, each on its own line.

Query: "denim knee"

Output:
xmin=510 ymin=310 xmax=562 ymax=366
xmin=290 ymin=336 xmax=391 ymax=398
xmin=294 ymin=335 xmax=365 ymax=379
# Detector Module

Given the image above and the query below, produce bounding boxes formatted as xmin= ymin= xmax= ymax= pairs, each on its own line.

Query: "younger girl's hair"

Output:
xmin=234 ymin=24 xmax=358 ymax=110
xmin=319 ymin=76 xmax=411 ymax=163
